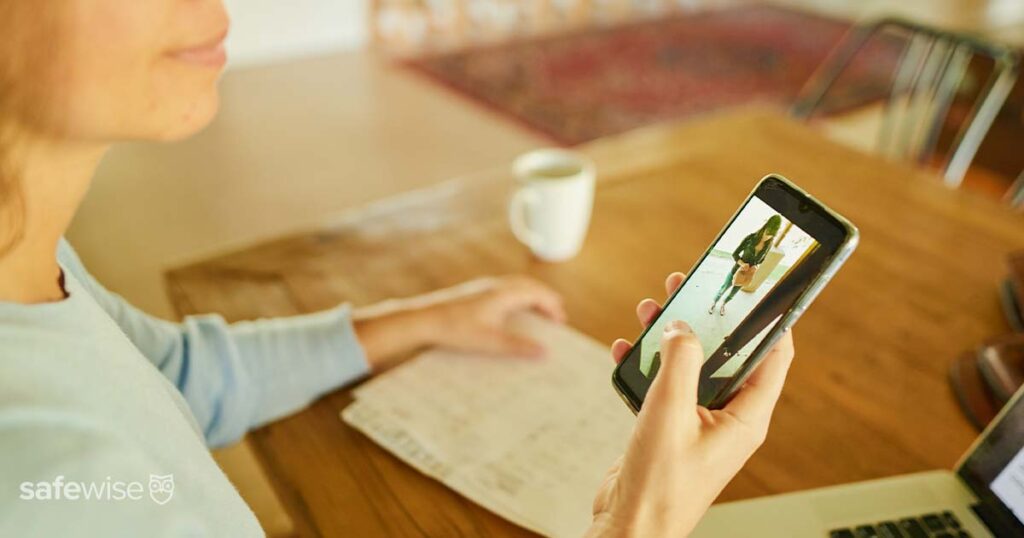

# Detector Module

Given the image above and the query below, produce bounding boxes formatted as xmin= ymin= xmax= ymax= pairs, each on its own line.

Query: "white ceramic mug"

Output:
xmin=509 ymin=149 xmax=595 ymax=262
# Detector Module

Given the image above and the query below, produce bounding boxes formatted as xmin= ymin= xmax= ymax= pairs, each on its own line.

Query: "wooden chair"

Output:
xmin=793 ymin=18 xmax=1020 ymax=189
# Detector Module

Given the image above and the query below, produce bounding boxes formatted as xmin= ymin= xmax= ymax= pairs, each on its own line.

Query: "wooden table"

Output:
xmin=167 ymin=108 xmax=1024 ymax=537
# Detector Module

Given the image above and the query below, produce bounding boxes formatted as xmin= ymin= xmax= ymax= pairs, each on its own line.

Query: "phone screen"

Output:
xmin=614 ymin=177 xmax=851 ymax=408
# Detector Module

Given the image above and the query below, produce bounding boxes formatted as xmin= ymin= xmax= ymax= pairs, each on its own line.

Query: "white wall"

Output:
xmin=223 ymin=0 xmax=369 ymax=69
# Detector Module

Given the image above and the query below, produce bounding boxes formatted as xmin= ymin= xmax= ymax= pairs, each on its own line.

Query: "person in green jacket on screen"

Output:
xmin=709 ymin=215 xmax=782 ymax=316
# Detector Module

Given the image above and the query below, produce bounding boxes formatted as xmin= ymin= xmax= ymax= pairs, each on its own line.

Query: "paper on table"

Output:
xmin=341 ymin=314 xmax=637 ymax=537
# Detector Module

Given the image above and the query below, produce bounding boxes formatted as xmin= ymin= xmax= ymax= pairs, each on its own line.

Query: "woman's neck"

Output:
xmin=0 ymin=135 xmax=107 ymax=303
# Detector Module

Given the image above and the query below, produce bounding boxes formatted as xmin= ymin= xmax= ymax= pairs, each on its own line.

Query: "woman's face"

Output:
xmin=5 ymin=0 xmax=229 ymax=142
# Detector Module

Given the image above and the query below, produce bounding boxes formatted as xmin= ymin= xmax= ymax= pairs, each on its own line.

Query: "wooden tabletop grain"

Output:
xmin=167 ymin=108 xmax=1024 ymax=537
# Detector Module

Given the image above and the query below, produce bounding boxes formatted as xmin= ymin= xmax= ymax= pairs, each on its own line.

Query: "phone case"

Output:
xmin=613 ymin=173 xmax=860 ymax=412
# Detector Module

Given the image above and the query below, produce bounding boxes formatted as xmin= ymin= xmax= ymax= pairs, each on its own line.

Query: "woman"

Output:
xmin=0 ymin=2 xmax=794 ymax=536
xmin=709 ymin=215 xmax=782 ymax=316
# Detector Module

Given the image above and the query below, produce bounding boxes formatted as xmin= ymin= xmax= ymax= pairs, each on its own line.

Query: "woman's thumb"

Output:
xmin=644 ymin=320 xmax=704 ymax=414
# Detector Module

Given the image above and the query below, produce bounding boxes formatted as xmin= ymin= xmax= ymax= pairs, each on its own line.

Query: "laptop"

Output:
xmin=692 ymin=384 xmax=1024 ymax=537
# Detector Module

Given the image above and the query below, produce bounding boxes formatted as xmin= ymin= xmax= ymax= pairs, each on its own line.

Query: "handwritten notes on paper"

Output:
xmin=341 ymin=314 xmax=636 ymax=537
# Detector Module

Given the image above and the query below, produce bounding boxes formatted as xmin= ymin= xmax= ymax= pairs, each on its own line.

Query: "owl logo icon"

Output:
xmin=148 ymin=474 xmax=174 ymax=505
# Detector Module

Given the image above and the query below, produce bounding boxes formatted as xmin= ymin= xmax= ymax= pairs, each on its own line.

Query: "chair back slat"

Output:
xmin=917 ymin=43 xmax=972 ymax=164
xmin=942 ymin=59 xmax=1020 ymax=186
xmin=892 ymin=34 xmax=941 ymax=160
xmin=1006 ymin=171 xmax=1024 ymax=209
xmin=791 ymin=24 xmax=877 ymax=119
xmin=904 ymin=37 xmax=954 ymax=162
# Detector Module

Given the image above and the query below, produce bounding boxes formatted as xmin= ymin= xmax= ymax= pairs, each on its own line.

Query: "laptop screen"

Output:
xmin=957 ymin=387 xmax=1024 ymax=530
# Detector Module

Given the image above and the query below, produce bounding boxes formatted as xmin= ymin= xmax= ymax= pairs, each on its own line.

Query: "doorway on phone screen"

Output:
xmin=637 ymin=197 xmax=818 ymax=381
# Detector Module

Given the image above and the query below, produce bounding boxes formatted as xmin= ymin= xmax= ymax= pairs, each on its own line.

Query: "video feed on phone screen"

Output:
xmin=635 ymin=196 xmax=820 ymax=387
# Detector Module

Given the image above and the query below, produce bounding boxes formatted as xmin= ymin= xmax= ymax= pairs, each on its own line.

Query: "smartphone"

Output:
xmin=612 ymin=174 xmax=859 ymax=412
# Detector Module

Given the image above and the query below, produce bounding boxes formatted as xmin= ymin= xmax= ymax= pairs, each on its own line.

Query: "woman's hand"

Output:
xmin=591 ymin=273 xmax=795 ymax=538
xmin=352 ymin=276 xmax=566 ymax=370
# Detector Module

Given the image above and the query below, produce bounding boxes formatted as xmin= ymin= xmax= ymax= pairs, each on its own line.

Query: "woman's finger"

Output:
xmin=495 ymin=277 xmax=567 ymax=322
xmin=610 ymin=338 xmax=632 ymax=364
xmin=664 ymin=272 xmax=686 ymax=296
xmin=721 ymin=331 xmax=795 ymax=427
xmin=636 ymin=299 xmax=661 ymax=327
xmin=474 ymin=328 xmax=546 ymax=358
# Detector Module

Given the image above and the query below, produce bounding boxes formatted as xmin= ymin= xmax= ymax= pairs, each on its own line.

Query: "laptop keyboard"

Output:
xmin=829 ymin=511 xmax=971 ymax=538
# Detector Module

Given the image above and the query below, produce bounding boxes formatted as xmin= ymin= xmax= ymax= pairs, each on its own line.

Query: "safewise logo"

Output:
xmin=18 ymin=474 xmax=174 ymax=505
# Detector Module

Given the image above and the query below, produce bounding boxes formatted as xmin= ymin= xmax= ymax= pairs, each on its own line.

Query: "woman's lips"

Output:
xmin=169 ymin=32 xmax=228 ymax=68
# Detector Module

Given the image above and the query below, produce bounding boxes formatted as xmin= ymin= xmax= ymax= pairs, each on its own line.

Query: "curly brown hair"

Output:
xmin=0 ymin=132 xmax=25 ymax=256
xmin=0 ymin=2 xmax=58 ymax=255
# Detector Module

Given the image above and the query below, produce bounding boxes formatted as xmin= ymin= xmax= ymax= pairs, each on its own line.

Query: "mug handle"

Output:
xmin=508 ymin=189 xmax=544 ymax=250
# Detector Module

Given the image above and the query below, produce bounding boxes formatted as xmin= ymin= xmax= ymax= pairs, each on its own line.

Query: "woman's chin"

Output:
xmin=152 ymin=93 xmax=220 ymax=142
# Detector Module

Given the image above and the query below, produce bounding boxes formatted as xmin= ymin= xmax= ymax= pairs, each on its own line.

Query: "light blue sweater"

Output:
xmin=0 ymin=239 xmax=370 ymax=536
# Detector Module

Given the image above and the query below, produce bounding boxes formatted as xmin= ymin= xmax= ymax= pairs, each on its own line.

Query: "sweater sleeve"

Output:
xmin=57 ymin=239 xmax=370 ymax=448
xmin=732 ymin=235 xmax=751 ymax=261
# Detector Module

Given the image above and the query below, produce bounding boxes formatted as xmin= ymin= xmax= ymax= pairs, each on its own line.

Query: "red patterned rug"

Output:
xmin=406 ymin=5 xmax=900 ymax=145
